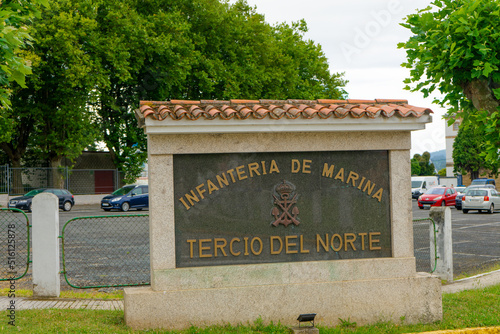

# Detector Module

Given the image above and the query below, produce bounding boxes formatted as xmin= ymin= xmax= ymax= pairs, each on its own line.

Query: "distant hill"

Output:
xmin=430 ymin=149 xmax=446 ymax=172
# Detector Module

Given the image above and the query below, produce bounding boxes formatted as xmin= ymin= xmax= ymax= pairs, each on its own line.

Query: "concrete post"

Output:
xmin=429 ymin=207 xmax=453 ymax=282
xmin=32 ymin=192 xmax=60 ymax=297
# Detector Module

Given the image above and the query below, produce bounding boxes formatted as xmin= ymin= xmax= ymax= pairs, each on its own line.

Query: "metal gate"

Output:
xmin=413 ymin=217 xmax=438 ymax=273
xmin=0 ymin=208 xmax=31 ymax=281
xmin=60 ymin=214 xmax=150 ymax=289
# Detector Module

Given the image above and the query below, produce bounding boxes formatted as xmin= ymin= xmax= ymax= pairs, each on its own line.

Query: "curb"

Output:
xmin=442 ymin=269 xmax=500 ymax=294
xmin=410 ymin=327 xmax=500 ymax=333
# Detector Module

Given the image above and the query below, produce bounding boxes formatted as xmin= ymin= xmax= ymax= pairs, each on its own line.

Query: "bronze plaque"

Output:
xmin=173 ymin=151 xmax=391 ymax=267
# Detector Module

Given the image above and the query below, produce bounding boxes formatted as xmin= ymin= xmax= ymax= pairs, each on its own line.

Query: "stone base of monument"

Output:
xmin=124 ymin=270 xmax=441 ymax=330
xmin=128 ymin=100 xmax=441 ymax=330
xmin=289 ymin=326 xmax=319 ymax=334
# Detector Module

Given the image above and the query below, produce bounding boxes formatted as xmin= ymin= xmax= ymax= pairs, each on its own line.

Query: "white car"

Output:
xmin=462 ymin=188 xmax=500 ymax=214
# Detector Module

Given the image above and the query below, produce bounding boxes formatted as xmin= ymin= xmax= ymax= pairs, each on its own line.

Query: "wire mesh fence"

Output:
xmin=7 ymin=167 xmax=69 ymax=195
xmin=413 ymin=218 xmax=437 ymax=273
xmin=61 ymin=214 xmax=150 ymax=289
xmin=0 ymin=165 xmax=8 ymax=194
xmin=0 ymin=209 xmax=30 ymax=281
xmin=67 ymin=169 xmax=122 ymax=194
xmin=0 ymin=166 xmax=127 ymax=195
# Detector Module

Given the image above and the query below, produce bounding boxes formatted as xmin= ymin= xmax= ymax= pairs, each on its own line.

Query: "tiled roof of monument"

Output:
xmin=138 ymin=99 xmax=433 ymax=121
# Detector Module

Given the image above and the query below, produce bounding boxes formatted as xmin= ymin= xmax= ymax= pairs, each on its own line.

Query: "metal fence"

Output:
xmin=61 ymin=214 xmax=150 ymax=289
xmin=413 ymin=218 xmax=437 ymax=273
xmin=0 ymin=209 xmax=31 ymax=281
xmin=0 ymin=165 xmax=9 ymax=194
xmin=0 ymin=165 xmax=125 ymax=195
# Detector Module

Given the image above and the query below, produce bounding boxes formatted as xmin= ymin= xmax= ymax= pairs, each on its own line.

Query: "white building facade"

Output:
xmin=445 ymin=119 xmax=460 ymax=177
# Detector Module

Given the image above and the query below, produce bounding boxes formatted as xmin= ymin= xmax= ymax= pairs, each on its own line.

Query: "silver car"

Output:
xmin=462 ymin=188 xmax=500 ymax=214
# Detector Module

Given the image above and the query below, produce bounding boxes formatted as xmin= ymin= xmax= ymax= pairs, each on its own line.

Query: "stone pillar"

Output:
xmin=32 ymin=192 xmax=60 ymax=297
xmin=429 ymin=206 xmax=453 ymax=282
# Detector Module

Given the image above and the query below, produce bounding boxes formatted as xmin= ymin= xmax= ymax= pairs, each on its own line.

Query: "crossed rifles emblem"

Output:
xmin=271 ymin=180 xmax=300 ymax=227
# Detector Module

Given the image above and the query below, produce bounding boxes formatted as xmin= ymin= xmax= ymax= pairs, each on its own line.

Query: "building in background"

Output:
xmin=445 ymin=119 xmax=460 ymax=178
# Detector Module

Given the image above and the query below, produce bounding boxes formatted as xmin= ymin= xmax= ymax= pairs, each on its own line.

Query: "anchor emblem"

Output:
xmin=271 ymin=180 xmax=300 ymax=227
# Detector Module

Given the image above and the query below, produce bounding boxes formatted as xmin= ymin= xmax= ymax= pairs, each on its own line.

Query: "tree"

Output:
xmin=411 ymin=157 xmax=421 ymax=176
xmin=1 ymin=0 xmax=101 ymax=190
xmin=90 ymin=0 xmax=347 ymax=182
xmin=0 ymin=0 xmax=47 ymax=107
xmin=1 ymin=0 xmax=347 ymax=185
xmin=412 ymin=152 xmax=436 ymax=176
xmin=0 ymin=0 xmax=47 ymax=144
xmin=399 ymin=0 xmax=500 ymax=162
xmin=452 ymin=125 xmax=499 ymax=180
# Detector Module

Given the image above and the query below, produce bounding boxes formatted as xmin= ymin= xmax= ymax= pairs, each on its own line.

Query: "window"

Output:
xmin=132 ymin=187 xmax=143 ymax=196
xmin=453 ymin=121 xmax=460 ymax=131
xmin=427 ymin=188 xmax=445 ymax=195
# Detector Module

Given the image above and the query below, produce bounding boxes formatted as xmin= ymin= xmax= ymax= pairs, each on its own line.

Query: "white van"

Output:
xmin=411 ymin=176 xmax=439 ymax=199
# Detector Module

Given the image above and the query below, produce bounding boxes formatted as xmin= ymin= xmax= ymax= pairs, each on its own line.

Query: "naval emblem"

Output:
xmin=271 ymin=180 xmax=300 ymax=227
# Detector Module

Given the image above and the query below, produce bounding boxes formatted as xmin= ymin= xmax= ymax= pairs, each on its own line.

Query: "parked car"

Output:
xmin=455 ymin=184 xmax=495 ymax=210
xmin=462 ymin=188 xmax=500 ymax=214
xmin=417 ymin=186 xmax=457 ymax=209
xmin=8 ymin=188 xmax=75 ymax=212
xmin=411 ymin=176 xmax=439 ymax=199
xmin=470 ymin=178 xmax=496 ymax=188
xmin=100 ymin=185 xmax=149 ymax=211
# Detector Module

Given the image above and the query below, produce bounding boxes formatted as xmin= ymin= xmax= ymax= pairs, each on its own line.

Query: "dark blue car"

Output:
xmin=8 ymin=188 xmax=75 ymax=212
xmin=100 ymin=185 xmax=149 ymax=211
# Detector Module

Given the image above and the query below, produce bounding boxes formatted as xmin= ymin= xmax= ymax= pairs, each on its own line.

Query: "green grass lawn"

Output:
xmin=0 ymin=283 xmax=498 ymax=333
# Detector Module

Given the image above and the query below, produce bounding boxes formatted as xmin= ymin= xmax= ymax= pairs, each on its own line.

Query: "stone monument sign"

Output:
xmin=125 ymin=99 xmax=442 ymax=330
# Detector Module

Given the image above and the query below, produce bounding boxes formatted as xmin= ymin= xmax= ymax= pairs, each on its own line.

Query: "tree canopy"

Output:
xmin=0 ymin=0 xmax=47 ymax=143
xmin=411 ymin=152 xmax=436 ymax=176
xmin=399 ymin=0 xmax=500 ymax=162
xmin=452 ymin=125 xmax=499 ymax=180
xmin=0 ymin=0 xmax=47 ymax=106
xmin=1 ymin=0 xmax=347 ymax=183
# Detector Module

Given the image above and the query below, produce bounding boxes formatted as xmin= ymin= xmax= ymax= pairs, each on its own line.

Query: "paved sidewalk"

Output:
xmin=0 ymin=296 xmax=123 ymax=310
xmin=442 ymin=269 xmax=500 ymax=294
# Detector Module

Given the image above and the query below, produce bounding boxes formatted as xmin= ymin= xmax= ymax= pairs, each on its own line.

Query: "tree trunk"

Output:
xmin=10 ymin=155 xmax=23 ymax=195
xmin=49 ymin=157 xmax=65 ymax=189
xmin=0 ymin=141 xmax=24 ymax=194
xmin=461 ymin=79 xmax=500 ymax=113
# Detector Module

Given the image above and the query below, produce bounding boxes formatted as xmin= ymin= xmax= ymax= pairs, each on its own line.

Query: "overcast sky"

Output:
xmin=238 ymin=0 xmax=446 ymax=156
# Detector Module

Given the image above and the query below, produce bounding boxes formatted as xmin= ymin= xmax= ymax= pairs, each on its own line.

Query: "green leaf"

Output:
xmin=483 ymin=62 xmax=496 ymax=77
xmin=493 ymin=88 xmax=500 ymax=100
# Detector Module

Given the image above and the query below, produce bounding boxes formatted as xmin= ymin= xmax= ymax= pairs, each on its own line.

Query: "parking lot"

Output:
xmin=412 ymin=199 xmax=500 ymax=276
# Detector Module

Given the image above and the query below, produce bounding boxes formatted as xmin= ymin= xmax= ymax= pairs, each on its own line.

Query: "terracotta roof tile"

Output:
xmin=137 ymin=99 xmax=433 ymax=122
xmin=269 ymin=105 xmax=285 ymax=119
